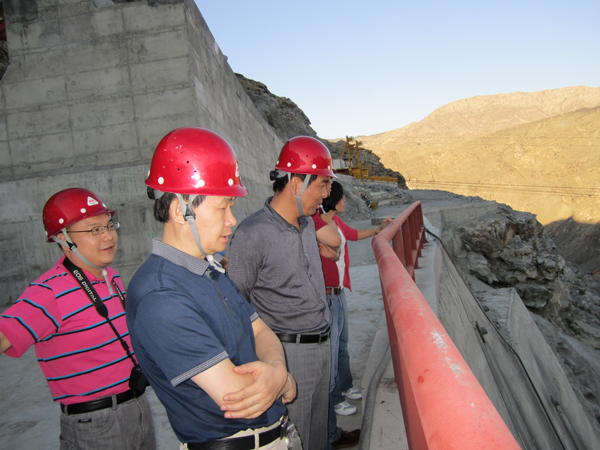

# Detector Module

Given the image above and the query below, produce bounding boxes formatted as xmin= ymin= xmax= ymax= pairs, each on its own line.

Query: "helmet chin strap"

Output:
xmin=288 ymin=173 xmax=311 ymax=217
xmin=175 ymin=194 xmax=224 ymax=273
xmin=53 ymin=230 xmax=116 ymax=298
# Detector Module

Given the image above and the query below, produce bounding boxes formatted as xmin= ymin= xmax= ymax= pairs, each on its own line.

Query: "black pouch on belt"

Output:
xmin=129 ymin=366 xmax=149 ymax=394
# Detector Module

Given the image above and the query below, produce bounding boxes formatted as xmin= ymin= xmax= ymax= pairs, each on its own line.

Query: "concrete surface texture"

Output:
xmin=0 ymin=0 xmax=283 ymax=306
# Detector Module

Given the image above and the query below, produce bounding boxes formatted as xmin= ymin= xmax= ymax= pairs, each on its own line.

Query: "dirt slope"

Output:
xmin=358 ymin=86 xmax=600 ymax=150
xmin=354 ymin=86 xmax=600 ymax=226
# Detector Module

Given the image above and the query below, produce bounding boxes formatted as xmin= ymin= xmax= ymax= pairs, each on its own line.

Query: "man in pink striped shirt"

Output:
xmin=0 ymin=188 xmax=156 ymax=450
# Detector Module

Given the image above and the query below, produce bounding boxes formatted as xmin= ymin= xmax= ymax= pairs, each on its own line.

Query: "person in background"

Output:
xmin=0 ymin=188 xmax=156 ymax=450
xmin=126 ymin=127 xmax=296 ymax=450
xmin=228 ymin=136 xmax=352 ymax=450
xmin=314 ymin=181 xmax=392 ymax=422
xmin=312 ymin=179 xmax=361 ymax=449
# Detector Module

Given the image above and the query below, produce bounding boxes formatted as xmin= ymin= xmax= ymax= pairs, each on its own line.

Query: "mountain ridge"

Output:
xmin=348 ymin=85 xmax=600 ymax=227
xmin=355 ymin=85 xmax=600 ymax=146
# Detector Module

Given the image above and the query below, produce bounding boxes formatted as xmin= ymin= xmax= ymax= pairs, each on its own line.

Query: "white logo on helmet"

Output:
xmin=312 ymin=164 xmax=317 ymax=169
xmin=235 ymin=162 xmax=240 ymax=178
xmin=87 ymin=197 xmax=99 ymax=206
xmin=287 ymin=162 xmax=292 ymax=168
xmin=228 ymin=179 xmax=234 ymax=186
xmin=158 ymin=177 xmax=164 ymax=185
xmin=81 ymin=208 xmax=87 ymax=214
xmin=59 ymin=218 xmax=65 ymax=224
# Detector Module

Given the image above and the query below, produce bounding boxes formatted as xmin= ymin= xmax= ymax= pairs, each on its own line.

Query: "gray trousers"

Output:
xmin=59 ymin=392 xmax=156 ymax=450
xmin=282 ymin=340 xmax=331 ymax=450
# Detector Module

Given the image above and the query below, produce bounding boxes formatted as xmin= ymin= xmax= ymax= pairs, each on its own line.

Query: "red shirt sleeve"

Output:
xmin=335 ymin=216 xmax=358 ymax=241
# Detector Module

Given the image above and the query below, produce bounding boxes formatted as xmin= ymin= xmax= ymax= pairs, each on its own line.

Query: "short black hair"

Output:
xmin=154 ymin=193 xmax=205 ymax=223
xmin=322 ymin=181 xmax=344 ymax=213
xmin=272 ymin=173 xmax=318 ymax=194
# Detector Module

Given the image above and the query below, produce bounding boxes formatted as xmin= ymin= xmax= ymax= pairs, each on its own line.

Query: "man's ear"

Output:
xmin=53 ymin=232 xmax=70 ymax=255
xmin=289 ymin=175 xmax=302 ymax=197
xmin=169 ymin=198 xmax=187 ymax=225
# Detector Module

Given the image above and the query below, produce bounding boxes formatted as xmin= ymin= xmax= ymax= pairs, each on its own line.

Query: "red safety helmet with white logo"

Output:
xmin=146 ymin=127 xmax=248 ymax=197
xmin=274 ymin=136 xmax=336 ymax=178
xmin=43 ymin=188 xmax=115 ymax=242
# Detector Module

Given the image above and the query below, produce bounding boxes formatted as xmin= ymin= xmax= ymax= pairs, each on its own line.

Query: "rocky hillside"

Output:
xmin=235 ymin=74 xmax=406 ymax=184
xmin=235 ymin=73 xmax=318 ymax=142
xmin=546 ymin=219 xmax=600 ymax=274
xmin=236 ymin=77 xmax=599 ymax=273
xmin=352 ymin=86 xmax=600 ymax=273
xmin=442 ymin=204 xmax=600 ymax=431
xmin=358 ymin=86 xmax=600 ymax=150
xmin=354 ymin=86 xmax=600 ymax=223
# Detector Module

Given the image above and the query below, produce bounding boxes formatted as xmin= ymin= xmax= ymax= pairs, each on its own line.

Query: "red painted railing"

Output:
xmin=372 ymin=201 xmax=521 ymax=450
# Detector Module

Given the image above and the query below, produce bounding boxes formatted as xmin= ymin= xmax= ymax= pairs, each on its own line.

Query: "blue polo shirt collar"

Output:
xmin=151 ymin=238 xmax=211 ymax=276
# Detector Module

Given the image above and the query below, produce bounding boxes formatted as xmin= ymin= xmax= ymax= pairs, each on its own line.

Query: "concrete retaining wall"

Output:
xmin=0 ymin=0 xmax=282 ymax=305
xmin=434 ymin=246 xmax=600 ymax=449
xmin=422 ymin=200 xmax=499 ymax=231
xmin=422 ymin=207 xmax=600 ymax=449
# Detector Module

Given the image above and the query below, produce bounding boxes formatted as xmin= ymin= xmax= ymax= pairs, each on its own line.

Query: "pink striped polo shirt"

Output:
xmin=0 ymin=256 xmax=135 ymax=404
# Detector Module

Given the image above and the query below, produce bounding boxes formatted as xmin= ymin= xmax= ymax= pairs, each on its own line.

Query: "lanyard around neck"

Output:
xmin=62 ymin=258 xmax=139 ymax=368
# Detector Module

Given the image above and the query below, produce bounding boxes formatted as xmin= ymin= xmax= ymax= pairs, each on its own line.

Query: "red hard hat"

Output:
xmin=275 ymin=136 xmax=336 ymax=178
xmin=43 ymin=188 xmax=115 ymax=242
xmin=146 ymin=128 xmax=248 ymax=197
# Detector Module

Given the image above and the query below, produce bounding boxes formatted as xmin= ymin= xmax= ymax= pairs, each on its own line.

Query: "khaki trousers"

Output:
xmin=180 ymin=418 xmax=287 ymax=450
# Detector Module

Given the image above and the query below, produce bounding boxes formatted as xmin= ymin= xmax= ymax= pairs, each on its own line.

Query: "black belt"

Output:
xmin=326 ymin=287 xmax=342 ymax=296
xmin=187 ymin=418 xmax=286 ymax=450
xmin=277 ymin=328 xmax=330 ymax=344
xmin=60 ymin=388 xmax=142 ymax=415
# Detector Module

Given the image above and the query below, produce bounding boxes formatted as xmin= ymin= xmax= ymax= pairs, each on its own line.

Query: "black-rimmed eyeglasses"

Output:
xmin=68 ymin=222 xmax=120 ymax=236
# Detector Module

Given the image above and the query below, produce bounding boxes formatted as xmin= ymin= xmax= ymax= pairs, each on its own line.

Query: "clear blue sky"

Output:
xmin=194 ymin=1 xmax=600 ymax=139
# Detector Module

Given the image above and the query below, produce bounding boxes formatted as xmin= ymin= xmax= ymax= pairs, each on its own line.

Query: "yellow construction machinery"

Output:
xmin=333 ymin=136 xmax=397 ymax=183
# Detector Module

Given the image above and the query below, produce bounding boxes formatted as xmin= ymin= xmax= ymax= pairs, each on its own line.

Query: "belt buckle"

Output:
xmin=323 ymin=327 xmax=331 ymax=342
xmin=279 ymin=415 xmax=288 ymax=439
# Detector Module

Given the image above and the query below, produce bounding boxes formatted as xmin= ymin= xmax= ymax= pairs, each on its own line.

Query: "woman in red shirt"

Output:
xmin=314 ymin=181 xmax=392 ymax=417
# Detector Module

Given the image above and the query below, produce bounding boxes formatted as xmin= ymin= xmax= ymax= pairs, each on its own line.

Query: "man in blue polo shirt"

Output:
xmin=126 ymin=128 xmax=297 ymax=449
